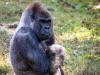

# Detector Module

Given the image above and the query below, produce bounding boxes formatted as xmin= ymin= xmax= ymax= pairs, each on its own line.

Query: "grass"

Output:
xmin=0 ymin=0 xmax=100 ymax=75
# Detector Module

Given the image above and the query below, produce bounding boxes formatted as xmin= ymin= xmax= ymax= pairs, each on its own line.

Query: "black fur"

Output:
xmin=9 ymin=2 xmax=64 ymax=75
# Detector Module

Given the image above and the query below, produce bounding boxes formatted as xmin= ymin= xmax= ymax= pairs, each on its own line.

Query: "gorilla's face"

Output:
xmin=33 ymin=17 xmax=53 ymax=41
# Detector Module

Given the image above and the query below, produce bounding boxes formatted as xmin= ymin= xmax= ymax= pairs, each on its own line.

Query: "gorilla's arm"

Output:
xmin=40 ymin=34 xmax=55 ymax=50
xmin=14 ymin=29 xmax=50 ymax=74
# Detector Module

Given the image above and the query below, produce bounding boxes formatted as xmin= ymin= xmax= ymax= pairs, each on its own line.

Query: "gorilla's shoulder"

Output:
xmin=18 ymin=27 xmax=32 ymax=33
xmin=14 ymin=27 xmax=33 ymax=41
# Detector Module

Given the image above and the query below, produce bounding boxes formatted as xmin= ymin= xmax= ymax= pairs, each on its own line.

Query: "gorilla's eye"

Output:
xmin=39 ymin=19 xmax=46 ymax=23
xmin=47 ymin=19 xmax=51 ymax=23
xmin=39 ymin=19 xmax=51 ymax=24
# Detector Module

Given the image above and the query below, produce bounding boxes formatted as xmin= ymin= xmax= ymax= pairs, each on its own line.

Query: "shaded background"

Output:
xmin=0 ymin=0 xmax=100 ymax=75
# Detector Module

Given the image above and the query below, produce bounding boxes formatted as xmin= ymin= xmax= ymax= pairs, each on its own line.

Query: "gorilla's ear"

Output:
xmin=31 ymin=13 xmax=35 ymax=21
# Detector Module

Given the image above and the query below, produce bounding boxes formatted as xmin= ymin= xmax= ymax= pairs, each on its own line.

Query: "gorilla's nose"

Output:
xmin=44 ymin=26 xmax=50 ymax=34
xmin=44 ymin=26 xmax=50 ymax=30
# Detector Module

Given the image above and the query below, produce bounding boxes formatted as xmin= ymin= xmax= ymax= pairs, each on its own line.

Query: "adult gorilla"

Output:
xmin=10 ymin=2 xmax=55 ymax=75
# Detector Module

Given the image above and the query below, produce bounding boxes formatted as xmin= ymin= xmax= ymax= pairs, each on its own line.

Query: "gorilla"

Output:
xmin=9 ymin=2 xmax=65 ymax=75
xmin=46 ymin=44 xmax=66 ymax=75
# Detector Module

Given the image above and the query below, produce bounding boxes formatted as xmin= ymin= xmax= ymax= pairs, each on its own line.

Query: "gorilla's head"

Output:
xmin=30 ymin=2 xmax=53 ymax=41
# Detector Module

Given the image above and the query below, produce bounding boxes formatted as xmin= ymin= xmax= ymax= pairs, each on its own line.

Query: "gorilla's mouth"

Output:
xmin=41 ymin=34 xmax=49 ymax=39
xmin=38 ymin=33 xmax=50 ymax=41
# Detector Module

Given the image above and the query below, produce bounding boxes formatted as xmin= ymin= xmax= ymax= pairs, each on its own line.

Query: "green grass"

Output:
xmin=0 ymin=0 xmax=100 ymax=75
